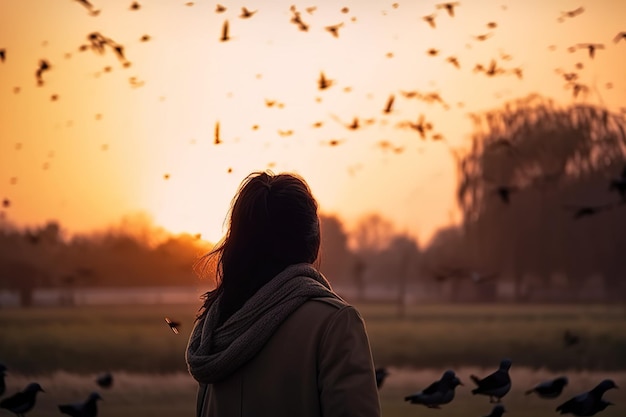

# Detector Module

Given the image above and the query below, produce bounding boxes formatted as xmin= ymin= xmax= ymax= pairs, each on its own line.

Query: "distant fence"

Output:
xmin=0 ymin=286 xmax=212 ymax=307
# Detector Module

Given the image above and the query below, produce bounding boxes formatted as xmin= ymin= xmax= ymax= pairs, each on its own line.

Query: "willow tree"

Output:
xmin=456 ymin=95 xmax=626 ymax=301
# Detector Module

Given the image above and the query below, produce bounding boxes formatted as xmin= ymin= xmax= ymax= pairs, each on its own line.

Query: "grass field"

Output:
xmin=1 ymin=302 xmax=625 ymax=416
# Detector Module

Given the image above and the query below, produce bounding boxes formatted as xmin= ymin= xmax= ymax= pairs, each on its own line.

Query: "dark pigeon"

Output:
xmin=95 ymin=372 xmax=113 ymax=389
xmin=58 ymin=392 xmax=102 ymax=417
xmin=556 ymin=379 xmax=618 ymax=416
xmin=471 ymin=359 xmax=512 ymax=403
xmin=0 ymin=364 xmax=6 ymax=397
xmin=0 ymin=382 xmax=44 ymax=417
xmin=375 ymin=368 xmax=389 ymax=389
xmin=405 ymin=370 xmax=463 ymax=408
xmin=483 ymin=404 xmax=506 ymax=417
xmin=526 ymin=376 xmax=568 ymax=398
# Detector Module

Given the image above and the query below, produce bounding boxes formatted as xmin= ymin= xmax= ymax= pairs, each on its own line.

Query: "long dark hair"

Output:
xmin=195 ymin=171 xmax=321 ymax=324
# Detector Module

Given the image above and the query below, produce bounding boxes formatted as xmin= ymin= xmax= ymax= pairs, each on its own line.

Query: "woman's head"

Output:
xmin=197 ymin=171 xmax=321 ymax=320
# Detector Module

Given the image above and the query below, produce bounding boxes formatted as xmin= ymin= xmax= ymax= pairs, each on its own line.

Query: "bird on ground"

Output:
xmin=525 ymin=376 xmax=569 ymax=398
xmin=614 ymin=32 xmax=626 ymax=43
xmin=0 ymin=383 xmax=44 ymax=417
xmin=577 ymin=43 xmax=604 ymax=59
xmin=483 ymin=404 xmax=506 ymax=417
xmin=556 ymin=379 xmax=618 ymax=416
xmin=58 ymin=392 xmax=102 ymax=417
xmin=405 ymin=370 xmax=463 ymax=408
xmin=470 ymin=359 xmax=512 ymax=403
xmin=563 ymin=329 xmax=580 ymax=347
xmin=165 ymin=317 xmax=180 ymax=334
xmin=375 ymin=368 xmax=390 ymax=389
xmin=0 ymin=364 xmax=7 ymax=397
xmin=95 ymin=372 xmax=113 ymax=389
xmin=436 ymin=2 xmax=460 ymax=17
xmin=495 ymin=186 xmax=518 ymax=204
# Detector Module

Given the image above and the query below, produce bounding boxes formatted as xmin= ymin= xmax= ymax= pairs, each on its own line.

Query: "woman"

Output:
xmin=186 ymin=171 xmax=381 ymax=417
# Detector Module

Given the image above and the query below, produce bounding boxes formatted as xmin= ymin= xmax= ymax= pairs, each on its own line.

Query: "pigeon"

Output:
xmin=525 ymin=376 xmax=568 ymax=398
xmin=95 ymin=372 xmax=113 ymax=389
xmin=483 ymin=404 xmax=506 ymax=417
xmin=0 ymin=382 xmax=44 ymax=417
xmin=0 ymin=364 xmax=6 ymax=397
xmin=405 ymin=370 xmax=463 ymax=408
xmin=556 ymin=379 xmax=618 ymax=416
xmin=58 ymin=392 xmax=102 ymax=417
xmin=470 ymin=359 xmax=512 ymax=403
xmin=375 ymin=368 xmax=389 ymax=389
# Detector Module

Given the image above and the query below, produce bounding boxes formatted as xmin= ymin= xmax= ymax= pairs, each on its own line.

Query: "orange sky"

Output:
xmin=0 ymin=0 xmax=625 ymax=245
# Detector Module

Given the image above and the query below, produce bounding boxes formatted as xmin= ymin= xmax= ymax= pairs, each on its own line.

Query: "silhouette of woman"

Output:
xmin=186 ymin=171 xmax=380 ymax=417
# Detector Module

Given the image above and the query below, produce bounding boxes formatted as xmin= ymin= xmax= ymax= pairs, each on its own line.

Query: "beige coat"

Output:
xmin=196 ymin=297 xmax=381 ymax=417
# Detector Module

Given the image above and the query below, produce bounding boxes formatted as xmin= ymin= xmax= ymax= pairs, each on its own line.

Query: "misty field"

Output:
xmin=1 ymin=303 xmax=625 ymax=416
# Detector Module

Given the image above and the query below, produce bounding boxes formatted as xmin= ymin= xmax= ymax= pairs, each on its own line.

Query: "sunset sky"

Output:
xmin=0 ymin=0 xmax=624 ymax=245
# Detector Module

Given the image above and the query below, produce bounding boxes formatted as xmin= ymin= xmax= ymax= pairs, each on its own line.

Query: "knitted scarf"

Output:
xmin=185 ymin=263 xmax=342 ymax=384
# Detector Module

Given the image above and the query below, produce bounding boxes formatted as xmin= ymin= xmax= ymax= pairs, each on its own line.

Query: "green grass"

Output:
xmin=1 ymin=303 xmax=625 ymax=373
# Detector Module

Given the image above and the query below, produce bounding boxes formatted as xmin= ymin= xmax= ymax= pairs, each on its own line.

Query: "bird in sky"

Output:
xmin=423 ymin=14 xmax=437 ymax=28
xmin=239 ymin=7 xmax=257 ymax=18
xmin=58 ymin=392 xmax=102 ymax=417
xmin=436 ymin=2 xmax=460 ymax=17
xmin=165 ymin=317 xmax=181 ymax=334
xmin=405 ymin=370 xmax=463 ymax=408
xmin=577 ymin=43 xmax=604 ymax=59
xmin=470 ymin=359 xmax=512 ymax=403
xmin=556 ymin=379 xmax=617 ymax=416
xmin=318 ymin=71 xmax=333 ymax=90
xmin=325 ymin=23 xmax=344 ymax=38
xmin=0 ymin=382 xmax=45 ymax=417
xmin=383 ymin=95 xmax=395 ymax=114
xmin=526 ymin=376 xmax=569 ymax=398
xmin=220 ymin=20 xmax=230 ymax=42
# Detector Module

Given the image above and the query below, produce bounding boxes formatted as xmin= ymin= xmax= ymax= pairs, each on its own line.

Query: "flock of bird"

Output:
xmin=373 ymin=358 xmax=618 ymax=417
xmin=0 ymin=317 xmax=178 ymax=417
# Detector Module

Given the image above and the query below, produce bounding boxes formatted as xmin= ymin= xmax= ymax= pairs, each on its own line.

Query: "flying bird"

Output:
xmin=423 ymin=14 xmax=437 ymax=28
xmin=318 ymin=71 xmax=333 ymax=90
xmin=0 ymin=383 xmax=45 ymax=417
xmin=325 ymin=23 xmax=344 ymax=38
xmin=556 ymin=379 xmax=617 ymax=416
xmin=220 ymin=20 xmax=230 ymax=42
xmin=95 ymin=372 xmax=113 ymax=389
xmin=470 ymin=359 xmax=512 ymax=403
xmin=58 ymin=392 xmax=102 ymax=417
xmin=383 ymin=95 xmax=395 ymax=114
xmin=577 ymin=43 xmax=604 ymax=59
xmin=526 ymin=376 xmax=569 ymax=398
xmin=239 ymin=7 xmax=257 ymax=18
xmin=165 ymin=317 xmax=180 ymax=334
xmin=436 ymin=2 xmax=460 ymax=17
xmin=405 ymin=370 xmax=463 ymax=408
